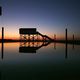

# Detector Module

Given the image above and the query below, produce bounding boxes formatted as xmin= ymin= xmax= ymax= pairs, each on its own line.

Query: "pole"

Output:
xmin=54 ymin=34 xmax=56 ymax=40
xmin=65 ymin=28 xmax=68 ymax=59
xmin=73 ymin=34 xmax=74 ymax=41
xmin=73 ymin=34 xmax=74 ymax=49
xmin=1 ymin=27 xmax=4 ymax=59
xmin=2 ymin=27 xmax=4 ymax=42
xmin=65 ymin=28 xmax=67 ymax=42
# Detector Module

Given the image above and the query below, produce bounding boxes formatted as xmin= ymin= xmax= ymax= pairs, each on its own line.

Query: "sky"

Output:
xmin=0 ymin=0 xmax=80 ymax=39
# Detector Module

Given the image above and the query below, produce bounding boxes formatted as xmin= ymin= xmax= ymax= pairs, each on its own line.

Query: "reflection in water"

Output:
xmin=54 ymin=42 xmax=56 ymax=49
xmin=72 ymin=42 xmax=74 ymax=49
xmin=65 ymin=42 xmax=76 ymax=59
xmin=19 ymin=41 xmax=76 ymax=60
xmin=0 ymin=72 xmax=1 ymax=80
xmin=0 ymin=42 xmax=80 ymax=80
xmin=65 ymin=42 xmax=68 ymax=59
xmin=1 ymin=42 xmax=4 ymax=60
xmin=0 ymin=42 xmax=76 ymax=59
xmin=19 ymin=42 xmax=51 ymax=53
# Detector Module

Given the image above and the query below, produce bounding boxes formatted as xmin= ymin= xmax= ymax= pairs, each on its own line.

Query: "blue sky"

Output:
xmin=0 ymin=0 xmax=80 ymax=39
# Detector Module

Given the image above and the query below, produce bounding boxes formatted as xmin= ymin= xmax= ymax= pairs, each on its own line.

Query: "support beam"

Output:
xmin=65 ymin=28 xmax=68 ymax=59
xmin=1 ymin=27 xmax=4 ymax=60
xmin=73 ymin=34 xmax=74 ymax=49
xmin=54 ymin=34 xmax=56 ymax=40
xmin=28 ymin=34 xmax=30 ymax=41
xmin=65 ymin=28 xmax=67 ymax=42
xmin=73 ymin=34 xmax=74 ymax=41
xmin=65 ymin=42 xmax=68 ymax=59
xmin=2 ymin=27 xmax=4 ymax=42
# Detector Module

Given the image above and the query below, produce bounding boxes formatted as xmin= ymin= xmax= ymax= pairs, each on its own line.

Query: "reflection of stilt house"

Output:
xmin=19 ymin=28 xmax=53 ymax=41
xmin=19 ymin=42 xmax=50 ymax=53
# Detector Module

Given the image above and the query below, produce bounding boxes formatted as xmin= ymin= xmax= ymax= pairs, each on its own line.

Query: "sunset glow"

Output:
xmin=0 ymin=0 xmax=80 ymax=40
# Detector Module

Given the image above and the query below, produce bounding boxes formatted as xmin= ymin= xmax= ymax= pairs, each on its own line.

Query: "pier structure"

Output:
xmin=19 ymin=28 xmax=53 ymax=42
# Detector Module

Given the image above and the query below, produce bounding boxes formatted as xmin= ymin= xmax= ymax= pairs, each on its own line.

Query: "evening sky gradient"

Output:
xmin=0 ymin=0 xmax=80 ymax=39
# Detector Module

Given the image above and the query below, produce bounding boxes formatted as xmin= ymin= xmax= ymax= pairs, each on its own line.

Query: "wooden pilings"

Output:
xmin=65 ymin=28 xmax=67 ymax=42
xmin=1 ymin=27 xmax=4 ymax=59
xmin=54 ymin=34 xmax=56 ymax=40
xmin=73 ymin=34 xmax=74 ymax=41
xmin=65 ymin=28 xmax=68 ymax=59
xmin=2 ymin=27 xmax=4 ymax=42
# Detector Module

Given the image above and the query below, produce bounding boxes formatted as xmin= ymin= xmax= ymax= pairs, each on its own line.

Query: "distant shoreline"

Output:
xmin=0 ymin=39 xmax=80 ymax=45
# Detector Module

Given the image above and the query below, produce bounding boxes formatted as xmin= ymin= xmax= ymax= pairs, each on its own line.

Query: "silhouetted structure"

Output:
xmin=2 ymin=27 xmax=4 ymax=42
xmin=65 ymin=28 xmax=68 ymax=59
xmin=0 ymin=6 xmax=2 ymax=15
xmin=19 ymin=28 xmax=37 ymax=34
xmin=73 ymin=34 xmax=74 ymax=49
xmin=65 ymin=28 xmax=67 ymax=42
xmin=19 ymin=28 xmax=53 ymax=42
xmin=73 ymin=34 xmax=74 ymax=41
xmin=54 ymin=34 xmax=56 ymax=40
xmin=1 ymin=27 xmax=4 ymax=59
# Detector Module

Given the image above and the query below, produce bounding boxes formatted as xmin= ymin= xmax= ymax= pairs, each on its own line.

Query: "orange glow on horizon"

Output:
xmin=0 ymin=33 xmax=19 ymax=40
xmin=0 ymin=33 xmax=65 ymax=40
xmin=0 ymin=29 xmax=79 ymax=40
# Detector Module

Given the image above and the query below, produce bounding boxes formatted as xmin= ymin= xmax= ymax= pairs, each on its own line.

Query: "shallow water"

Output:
xmin=0 ymin=42 xmax=80 ymax=80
